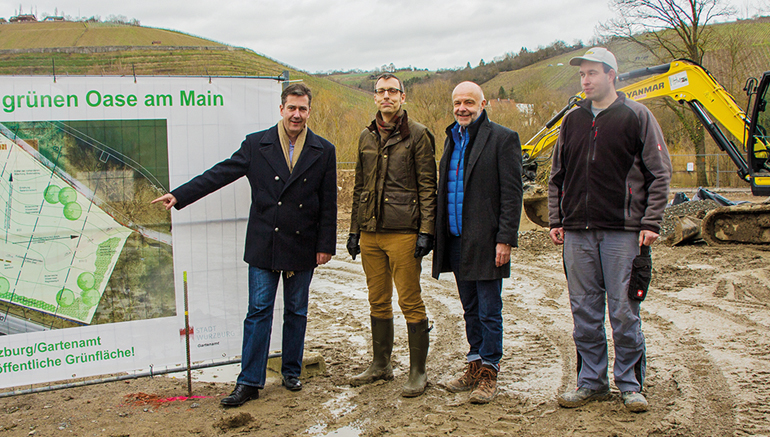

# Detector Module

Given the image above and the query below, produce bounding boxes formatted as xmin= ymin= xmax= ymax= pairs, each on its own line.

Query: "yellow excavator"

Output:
xmin=521 ymin=59 xmax=770 ymax=245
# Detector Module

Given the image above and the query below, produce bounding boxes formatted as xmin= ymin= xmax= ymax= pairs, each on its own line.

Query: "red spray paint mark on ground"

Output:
xmin=123 ymin=392 xmax=211 ymax=406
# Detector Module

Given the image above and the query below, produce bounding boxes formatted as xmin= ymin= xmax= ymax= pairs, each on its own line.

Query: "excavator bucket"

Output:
xmin=670 ymin=215 xmax=702 ymax=246
xmin=701 ymin=203 xmax=770 ymax=245
xmin=523 ymin=184 xmax=549 ymax=228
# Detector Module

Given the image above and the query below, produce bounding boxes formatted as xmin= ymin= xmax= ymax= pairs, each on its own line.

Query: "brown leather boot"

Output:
xmin=444 ymin=359 xmax=481 ymax=393
xmin=350 ymin=316 xmax=394 ymax=386
xmin=469 ymin=364 xmax=498 ymax=404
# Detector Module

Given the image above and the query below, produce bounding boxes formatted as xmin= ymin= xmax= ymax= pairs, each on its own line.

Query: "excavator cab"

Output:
xmin=747 ymin=71 xmax=770 ymax=196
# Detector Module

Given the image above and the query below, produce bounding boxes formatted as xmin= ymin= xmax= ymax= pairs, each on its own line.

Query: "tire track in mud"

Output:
xmin=640 ymin=310 xmax=737 ymax=435
xmin=499 ymin=303 xmax=574 ymax=402
xmin=302 ymin=237 xmax=769 ymax=436
xmin=501 ymin=259 xmax=577 ymax=402
xmin=650 ymin=248 xmax=770 ymax=436
xmin=645 ymin=298 xmax=770 ymax=434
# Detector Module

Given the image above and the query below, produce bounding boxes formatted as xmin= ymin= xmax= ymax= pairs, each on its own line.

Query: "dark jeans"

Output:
xmin=237 ymin=266 xmax=314 ymax=388
xmin=448 ymin=236 xmax=503 ymax=369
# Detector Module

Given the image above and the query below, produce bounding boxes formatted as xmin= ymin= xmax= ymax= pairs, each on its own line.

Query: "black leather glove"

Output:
xmin=347 ymin=233 xmax=361 ymax=260
xmin=414 ymin=233 xmax=434 ymax=258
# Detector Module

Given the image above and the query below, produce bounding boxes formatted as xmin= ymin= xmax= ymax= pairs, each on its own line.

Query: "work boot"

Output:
xmin=350 ymin=316 xmax=394 ymax=386
xmin=469 ymin=364 xmax=498 ymax=404
xmin=621 ymin=391 xmax=649 ymax=412
xmin=444 ymin=359 xmax=482 ymax=393
xmin=557 ymin=387 xmax=611 ymax=408
xmin=402 ymin=318 xmax=430 ymax=397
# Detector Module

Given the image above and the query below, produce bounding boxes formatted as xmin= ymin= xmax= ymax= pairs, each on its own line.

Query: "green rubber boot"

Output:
xmin=402 ymin=318 xmax=430 ymax=397
xmin=350 ymin=316 xmax=394 ymax=386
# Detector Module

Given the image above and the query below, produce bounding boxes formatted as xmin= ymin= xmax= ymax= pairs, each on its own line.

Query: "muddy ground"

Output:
xmin=2 ymin=188 xmax=769 ymax=437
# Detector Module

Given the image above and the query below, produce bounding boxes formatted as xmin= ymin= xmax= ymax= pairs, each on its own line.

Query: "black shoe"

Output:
xmin=220 ymin=384 xmax=259 ymax=407
xmin=282 ymin=376 xmax=302 ymax=391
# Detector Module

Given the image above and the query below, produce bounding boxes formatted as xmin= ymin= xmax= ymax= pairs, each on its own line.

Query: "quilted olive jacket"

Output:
xmin=350 ymin=111 xmax=437 ymax=235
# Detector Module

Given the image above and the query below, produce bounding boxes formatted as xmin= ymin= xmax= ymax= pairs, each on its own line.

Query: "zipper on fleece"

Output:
xmin=626 ymin=183 xmax=633 ymax=219
xmin=584 ymin=118 xmax=597 ymax=229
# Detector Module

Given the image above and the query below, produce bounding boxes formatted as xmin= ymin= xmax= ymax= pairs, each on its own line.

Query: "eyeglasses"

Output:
xmin=375 ymin=88 xmax=402 ymax=96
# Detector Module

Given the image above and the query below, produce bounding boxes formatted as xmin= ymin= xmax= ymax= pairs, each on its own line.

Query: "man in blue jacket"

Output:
xmin=548 ymin=48 xmax=671 ymax=412
xmin=152 ymin=83 xmax=337 ymax=407
xmin=432 ymin=81 xmax=523 ymax=404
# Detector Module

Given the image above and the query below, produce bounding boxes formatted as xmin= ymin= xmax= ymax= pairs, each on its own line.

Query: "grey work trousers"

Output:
xmin=563 ymin=229 xmax=646 ymax=393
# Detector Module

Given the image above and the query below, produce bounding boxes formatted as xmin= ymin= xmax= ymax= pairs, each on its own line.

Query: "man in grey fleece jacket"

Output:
xmin=548 ymin=48 xmax=672 ymax=413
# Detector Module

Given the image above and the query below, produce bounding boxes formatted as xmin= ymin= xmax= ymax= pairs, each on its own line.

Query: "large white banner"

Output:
xmin=0 ymin=75 xmax=283 ymax=387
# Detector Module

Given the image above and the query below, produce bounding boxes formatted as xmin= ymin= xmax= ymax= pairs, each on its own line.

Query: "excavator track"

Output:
xmin=701 ymin=203 xmax=770 ymax=245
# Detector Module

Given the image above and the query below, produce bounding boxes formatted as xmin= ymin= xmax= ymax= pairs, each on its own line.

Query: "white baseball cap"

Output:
xmin=569 ymin=47 xmax=618 ymax=72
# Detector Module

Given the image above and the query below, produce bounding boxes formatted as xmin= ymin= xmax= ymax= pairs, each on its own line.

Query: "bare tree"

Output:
xmin=406 ymin=79 xmax=455 ymax=155
xmin=712 ymin=23 xmax=753 ymax=99
xmin=601 ymin=0 xmax=734 ymax=186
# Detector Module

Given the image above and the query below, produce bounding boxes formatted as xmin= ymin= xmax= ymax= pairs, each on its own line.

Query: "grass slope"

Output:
xmin=0 ymin=49 xmax=287 ymax=77
xmin=0 ymin=21 xmax=224 ymax=49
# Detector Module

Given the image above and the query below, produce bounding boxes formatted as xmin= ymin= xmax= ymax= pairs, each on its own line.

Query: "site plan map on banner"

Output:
xmin=0 ymin=127 xmax=134 ymax=325
xmin=0 ymin=76 xmax=281 ymax=389
xmin=0 ymin=119 xmax=174 ymax=332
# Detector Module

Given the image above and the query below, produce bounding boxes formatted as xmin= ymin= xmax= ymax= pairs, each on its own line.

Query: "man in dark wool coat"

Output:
xmin=432 ymin=81 xmax=522 ymax=404
xmin=152 ymin=83 xmax=337 ymax=407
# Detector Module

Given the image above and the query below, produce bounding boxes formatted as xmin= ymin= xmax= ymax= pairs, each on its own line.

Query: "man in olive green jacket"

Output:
xmin=347 ymin=73 xmax=437 ymax=397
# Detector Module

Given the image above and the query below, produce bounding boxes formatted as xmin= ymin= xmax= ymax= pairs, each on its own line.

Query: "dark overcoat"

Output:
xmin=171 ymin=125 xmax=337 ymax=271
xmin=431 ymin=113 xmax=522 ymax=281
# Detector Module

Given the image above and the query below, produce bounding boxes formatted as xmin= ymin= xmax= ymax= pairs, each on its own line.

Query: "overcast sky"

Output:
xmin=0 ymin=0 xmax=762 ymax=72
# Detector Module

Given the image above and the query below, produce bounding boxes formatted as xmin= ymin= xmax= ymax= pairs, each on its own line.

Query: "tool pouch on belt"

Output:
xmin=627 ymin=245 xmax=652 ymax=302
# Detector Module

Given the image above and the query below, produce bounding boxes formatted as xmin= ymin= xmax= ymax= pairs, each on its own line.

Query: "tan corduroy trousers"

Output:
xmin=360 ymin=232 xmax=427 ymax=323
